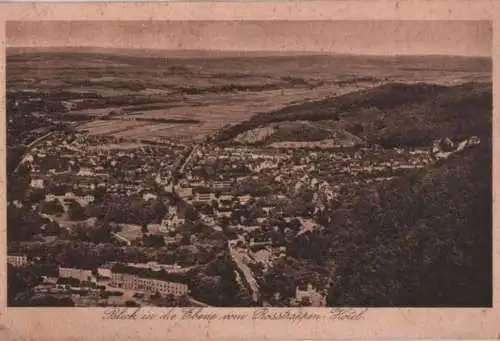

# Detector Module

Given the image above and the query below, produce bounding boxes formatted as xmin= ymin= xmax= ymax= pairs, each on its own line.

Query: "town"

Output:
xmin=8 ymin=123 xmax=481 ymax=307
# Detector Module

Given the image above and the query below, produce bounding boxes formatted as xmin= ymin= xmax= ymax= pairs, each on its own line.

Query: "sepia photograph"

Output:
xmin=5 ymin=19 xmax=492 ymax=309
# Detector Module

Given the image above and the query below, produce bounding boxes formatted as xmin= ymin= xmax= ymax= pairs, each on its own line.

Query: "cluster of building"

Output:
xmin=291 ymin=283 xmax=328 ymax=307
xmin=9 ymin=123 xmax=459 ymax=308
xmin=173 ymin=144 xmax=433 ymax=210
xmin=7 ymin=254 xmax=29 ymax=268
xmin=57 ymin=264 xmax=189 ymax=297
xmin=22 ymin=131 xmax=189 ymax=188
xmin=160 ymin=143 xmax=438 ymax=306
xmin=13 ymin=132 xmax=195 ymax=220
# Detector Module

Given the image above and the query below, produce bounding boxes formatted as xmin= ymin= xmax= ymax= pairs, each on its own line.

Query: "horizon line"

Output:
xmin=6 ymin=45 xmax=492 ymax=58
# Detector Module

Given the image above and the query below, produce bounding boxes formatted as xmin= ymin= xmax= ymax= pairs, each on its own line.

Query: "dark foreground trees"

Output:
xmin=326 ymin=141 xmax=492 ymax=306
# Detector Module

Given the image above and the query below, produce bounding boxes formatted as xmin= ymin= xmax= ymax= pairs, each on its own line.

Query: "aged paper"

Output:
xmin=0 ymin=1 xmax=498 ymax=340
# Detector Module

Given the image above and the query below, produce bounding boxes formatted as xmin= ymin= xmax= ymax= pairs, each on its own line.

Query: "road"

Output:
xmin=187 ymin=296 xmax=211 ymax=307
xmin=178 ymin=144 xmax=200 ymax=175
xmin=171 ymin=142 xmax=261 ymax=303
xmin=228 ymin=244 xmax=260 ymax=303
xmin=111 ymin=232 xmax=132 ymax=246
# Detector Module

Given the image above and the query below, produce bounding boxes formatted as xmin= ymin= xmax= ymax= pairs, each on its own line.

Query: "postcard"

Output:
xmin=0 ymin=1 xmax=498 ymax=340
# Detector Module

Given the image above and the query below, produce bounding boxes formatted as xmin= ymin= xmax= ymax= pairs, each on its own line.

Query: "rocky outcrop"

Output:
xmin=431 ymin=136 xmax=481 ymax=160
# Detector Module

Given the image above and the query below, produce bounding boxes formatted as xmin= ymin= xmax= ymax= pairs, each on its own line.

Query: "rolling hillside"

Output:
xmin=232 ymin=120 xmax=366 ymax=147
xmin=216 ymin=81 xmax=492 ymax=148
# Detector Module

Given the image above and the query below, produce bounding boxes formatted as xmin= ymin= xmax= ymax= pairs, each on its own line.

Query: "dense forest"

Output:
xmin=318 ymin=141 xmax=491 ymax=306
xmin=328 ymin=139 xmax=491 ymax=306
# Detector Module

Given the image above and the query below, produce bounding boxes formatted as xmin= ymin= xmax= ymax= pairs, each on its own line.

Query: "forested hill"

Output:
xmin=323 ymin=139 xmax=492 ymax=306
xmin=215 ymin=81 xmax=492 ymax=148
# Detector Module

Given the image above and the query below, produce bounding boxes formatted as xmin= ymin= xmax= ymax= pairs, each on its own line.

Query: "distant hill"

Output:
xmin=5 ymin=46 xmax=350 ymax=59
xmin=216 ymin=81 xmax=492 ymax=148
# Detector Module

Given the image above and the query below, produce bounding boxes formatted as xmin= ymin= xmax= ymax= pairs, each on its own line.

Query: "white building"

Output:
xmin=237 ymin=195 xmax=252 ymax=205
xmin=142 ymin=192 xmax=158 ymax=202
xmin=109 ymin=273 xmax=189 ymax=296
xmin=30 ymin=178 xmax=45 ymax=189
xmin=97 ymin=268 xmax=112 ymax=279
xmin=77 ymin=167 xmax=94 ymax=177
xmin=193 ymin=192 xmax=216 ymax=203
xmin=159 ymin=206 xmax=185 ymax=232
xmin=7 ymin=254 xmax=28 ymax=267
xmin=249 ymin=237 xmax=272 ymax=248
xmin=23 ymin=154 xmax=34 ymax=163
xmin=177 ymin=187 xmax=193 ymax=198
xmin=59 ymin=267 xmax=94 ymax=283
xmin=294 ymin=283 xmax=326 ymax=307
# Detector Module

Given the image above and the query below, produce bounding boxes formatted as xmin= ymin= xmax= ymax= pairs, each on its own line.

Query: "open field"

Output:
xmin=7 ymin=49 xmax=492 ymax=141
xmin=116 ymin=223 xmax=171 ymax=242
xmin=77 ymin=120 xmax=151 ymax=135
xmin=116 ymin=224 xmax=143 ymax=242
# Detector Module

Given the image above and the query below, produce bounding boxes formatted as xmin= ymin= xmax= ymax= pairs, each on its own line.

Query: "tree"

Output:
xmin=152 ymin=200 xmax=168 ymax=219
xmin=325 ymin=143 xmax=492 ymax=307
xmin=143 ymin=234 xmax=165 ymax=248
xmin=92 ymin=186 xmax=107 ymax=200
xmin=125 ymin=300 xmax=140 ymax=307
xmin=347 ymin=123 xmax=364 ymax=136
xmin=84 ymin=204 xmax=105 ymax=219
xmin=68 ymin=201 xmax=86 ymax=221
xmin=7 ymin=206 xmax=47 ymax=241
xmin=220 ymin=216 xmax=230 ymax=231
xmin=29 ymin=295 xmax=75 ymax=307
xmin=40 ymin=200 xmax=64 ymax=215
xmin=43 ymin=220 xmax=62 ymax=236
xmin=26 ymin=188 xmax=45 ymax=204
xmin=141 ymin=223 xmax=149 ymax=234
xmin=7 ymin=264 xmax=41 ymax=306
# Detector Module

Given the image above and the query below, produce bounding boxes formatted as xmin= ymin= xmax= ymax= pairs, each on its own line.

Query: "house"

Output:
xmin=202 ymin=215 xmax=215 ymax=225
xmin=142 ymin=192 xmax=158 ymax=202
xmin=193 ymin=192 xmax=216 ymax=203
xmin=7 ymin=254 xmax=28 ymax=267
xmin=77 ymin=167 xmax=94 ymax=177
xmin=13 ymin=200 xmax=24 ymax=208
xmin=97 ymin=267 xmax=112 ymax=279
xmin=212 ymin=181 xmax=231 ymax=190
xmin=238 ymin=195 xmax=252 ymax=205
xmin=216 ymin=209 xmax=232 ymax=218
xmin=164 ymin=233 xmax=183 ymax=246
xmin=249 ymin=237 xmax=272 ymax=248
xmin=23 ymin=154 xmax=35 ymax=163
xmin=83 ymin=194 xmax=95 ymax=203
xmin=30 ymin=178 xmax=45 ymax=189
xmin=294 ymin=283 xmax=326 ymax=307
xmin=45 ymin=194 xmax=57 ymax=202
xmin=160 ymin=206 xmax=186 ymax=233
xmin=218 ymin=195 xmax=234 ymax=209
xmin=59 ymin=267 xmax=94 ymax=283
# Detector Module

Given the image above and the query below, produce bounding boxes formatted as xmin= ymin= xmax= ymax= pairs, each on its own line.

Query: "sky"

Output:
xmin=6 ymin=20 xmax=492 ymax=57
